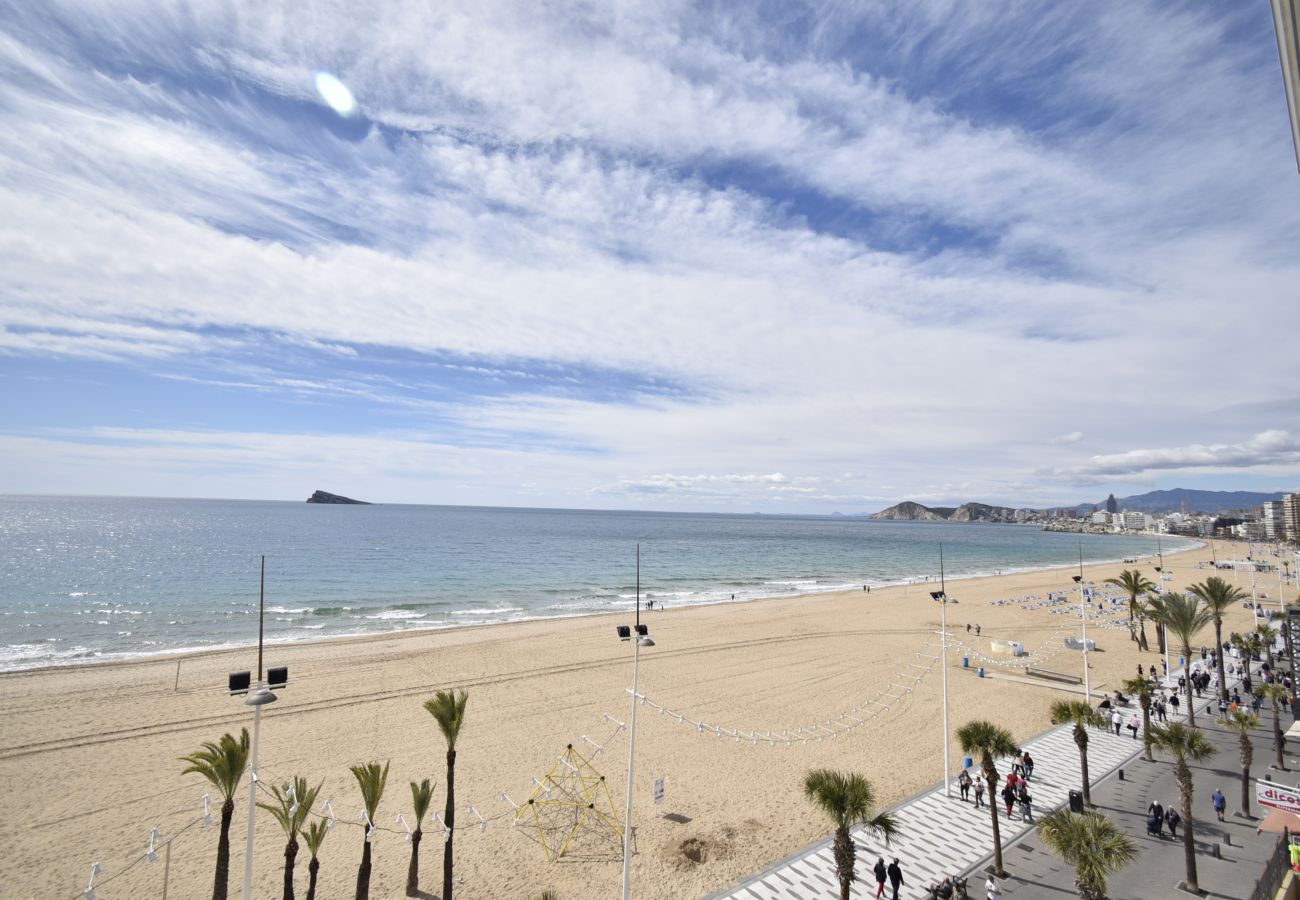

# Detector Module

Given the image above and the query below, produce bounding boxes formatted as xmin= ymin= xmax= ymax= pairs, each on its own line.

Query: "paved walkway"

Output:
xmin=709 ymin=659 xmax=1240 ymax=900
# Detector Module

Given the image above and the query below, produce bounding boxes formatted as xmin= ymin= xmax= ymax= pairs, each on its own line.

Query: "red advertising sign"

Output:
xmin=1257 ymin=782 xmax=1300 ymax=814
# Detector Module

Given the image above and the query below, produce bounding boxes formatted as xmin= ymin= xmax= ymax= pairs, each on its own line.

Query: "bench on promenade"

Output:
xmin=1026 ymin=666 xmax=1083 ymax=685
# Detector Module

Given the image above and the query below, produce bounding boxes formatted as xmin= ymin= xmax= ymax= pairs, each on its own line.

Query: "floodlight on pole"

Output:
xmin=1074 ymin=543 xmax=1090 ymax=701
xmin=619 ymin=544 xmax=656 ymax=900
xmin=240 ymin=556 xmax=280 ymax=900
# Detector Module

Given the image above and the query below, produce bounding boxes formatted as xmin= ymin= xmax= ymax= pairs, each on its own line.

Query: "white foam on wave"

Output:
xmin=364 ymin=610 xmax=427 ymax=620
xmin=266 ymin=606 xmax=312 ymax=614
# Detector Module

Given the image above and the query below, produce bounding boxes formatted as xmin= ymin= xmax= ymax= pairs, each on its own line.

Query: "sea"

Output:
xmin=0 ymin=495 xmax=1194 ymax=672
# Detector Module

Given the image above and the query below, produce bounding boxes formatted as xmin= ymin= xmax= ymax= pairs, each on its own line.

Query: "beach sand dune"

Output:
xmin=0 ymin=540 xmax=1265 ymax=898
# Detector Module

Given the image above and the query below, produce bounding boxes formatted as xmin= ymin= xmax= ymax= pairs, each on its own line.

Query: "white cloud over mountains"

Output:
xmin=0 ymin=2 xmax=1298 ymax=509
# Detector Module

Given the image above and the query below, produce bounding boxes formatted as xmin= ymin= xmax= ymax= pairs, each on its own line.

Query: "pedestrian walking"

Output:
xmin=975 ymin=624 xmax=981 ymax=636
xmin=974 ymin=777 xmax=985 ymax=809
xmin=1002 ymin=783 xmax=1016 ymax=818
xmin=873 ymin=857 xmax=887 ymax=899
xmin=1022 ymin=750 xmax=1034 ymax=781
xmin=1170 ymin=693 xmax=1180 ymax=716
xmin=1111 ymin=709 xmax=1123 ymax=735
xmin=966 ymin=623 xmax=971 ymax=633
xmin=985 ymin=874 xmax=1003 ymax=899
xmin=1018 ymin=785 xmax=1034 ymax=823
xmin=1128 ymin=713 xmax=1140 ymax=740
xmin=1165 ymin=804 xmax=1181 ymax=839
xmin=1213 ymin=788 xmax=1226 ymax=822
xmin=958 ymin=768 xmax=972 ymax=801
xmin=1147 ymin=800 xmax=1164 ymax=837
xmin=887 ymin=857 xmax=904 ymax=900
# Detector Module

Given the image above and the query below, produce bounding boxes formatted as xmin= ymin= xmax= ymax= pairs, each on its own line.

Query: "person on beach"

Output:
xmin=873 ymin=857 xmax=887 ymax=898
xmin=967 ymin=623 xmax=971 ymax=633
xmin=958 ymin=768 xmax=972 ymax=801
xmin=887 ymin=858 xmax=904 ymax=900
xmin=1213 ymin=788 xmax=1226 ymax=822
xmin=974 ymin=776 xmax=986 ymax=809
xmin=975 ymin=624 xmax=981 ymax=636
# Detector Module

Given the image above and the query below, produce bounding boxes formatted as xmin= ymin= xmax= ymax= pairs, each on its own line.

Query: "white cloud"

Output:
xmin=1 ymin=3 xmax=1299 ymax=509
xmin=1051 ymin=431 xmax=1300 ymax=479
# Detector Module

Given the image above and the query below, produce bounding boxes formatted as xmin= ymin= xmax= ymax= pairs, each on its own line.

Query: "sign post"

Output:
xmin=653 ymin=777 xmax=665 ymax=806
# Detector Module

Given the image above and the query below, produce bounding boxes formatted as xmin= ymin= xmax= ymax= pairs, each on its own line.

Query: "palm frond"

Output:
xmin=424 ymin=689 xmax=469 ymax=750
xmin=351 ymin=760 xmax=391 ymax=819
xmin=179 ymin=728 xmax=250 ymax=803
xmin=410 ymin=778 xmax=435 ymax=825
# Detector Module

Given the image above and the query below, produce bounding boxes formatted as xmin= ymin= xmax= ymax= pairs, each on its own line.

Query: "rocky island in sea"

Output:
xmin=306 ymin=490 xmax=370 ymax=504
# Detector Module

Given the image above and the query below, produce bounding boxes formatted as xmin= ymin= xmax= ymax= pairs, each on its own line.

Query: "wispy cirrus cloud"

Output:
xmin=1 ymin=2 xmax=1298 ymax=509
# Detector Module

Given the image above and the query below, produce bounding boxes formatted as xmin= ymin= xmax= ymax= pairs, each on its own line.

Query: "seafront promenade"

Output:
xmin=712 ymin=658 xmax=1285 ymax=899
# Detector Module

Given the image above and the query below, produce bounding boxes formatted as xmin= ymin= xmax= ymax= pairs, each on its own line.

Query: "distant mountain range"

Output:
xmin=866 ymin=488 xmax=1287 ymax=521
xmin=1072 ymin=488 xmax=1285 ymax=515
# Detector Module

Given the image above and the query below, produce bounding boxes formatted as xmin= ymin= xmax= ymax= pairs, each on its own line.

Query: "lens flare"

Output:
xmin=314 ymin=71 xmax=356 ymax=116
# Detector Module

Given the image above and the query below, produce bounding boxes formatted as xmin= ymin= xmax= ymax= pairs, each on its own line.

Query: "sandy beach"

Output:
xmin=0 ymin=538 xmax=1276 ymax=899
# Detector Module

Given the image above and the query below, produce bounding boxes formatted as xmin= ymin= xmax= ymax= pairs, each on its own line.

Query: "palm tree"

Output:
xmin=405 ymin=778 xmax=434 ymax=897
xmin=1141 ymin=594 xmax=1167 ymax=656
xmin=257 ymin=776 xmax=323 ymax=900
xmin=1120 ymin=676 xmax=1155 ymax=762
xmin=1255 ymin=621 xmax=1279 ymax=669
xmin=1036 ymin=808 xmax=1138 ymax=900
xmin=425 ymin=689 xmax=468 ymax=900
xmin=1258 ymin=682 xmax=1289 ymax=771
xmin=1105 ymin=570 xmax=1156 ymax=648
xmin=957 ymin=720 xmax=1019 ymax=877
xmin=802 ymin=769 xmax=898 ymax=900
xmin=180 ymin=728 xmax=250 ymax=900
xmin=1149 ymin=722 xmax=1217 ymax=892
xmin=1050 ymin=700 xmax=1106 ymax=807
xmin=1147 ymin=593 xmax=1213 ymax=726
xmin=1218 ymin=709 xmax=1260 ymax=818
xmin=1189 ymin=577 xmax=1248 ymax=701
xmin=351 ymin=760 xmax=391 ymax=900
xmin=302 ymin=820 xmax=329 ymax=900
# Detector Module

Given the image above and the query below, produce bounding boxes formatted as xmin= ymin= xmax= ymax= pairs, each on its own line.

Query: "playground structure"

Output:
xmin=515 ymin=743 xmax=623 ymax=861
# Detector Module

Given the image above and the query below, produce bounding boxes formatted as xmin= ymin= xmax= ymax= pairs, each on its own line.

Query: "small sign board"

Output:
xmin=1257 ymin=782 xmax=1300 ymax=814
xmin=653 ymin=777 xmax=665 ymax=806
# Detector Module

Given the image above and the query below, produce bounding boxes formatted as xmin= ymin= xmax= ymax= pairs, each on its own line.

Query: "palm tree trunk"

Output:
xmin=1141 ymin=697 xmax=1153 ymax=762
xmin=1273 ymin=702 xmax=1286 ymax=770
xmin=1156 ymin=622 xmax=1166 ymax=655
xmin=1183 ymin=645 xmax=1197 ymax=727
xmin=443 ymin=748 xmax=457 ymax=900
xmin=832 ymin=827 xmax=853 ymax=900
xmin=1074 ymin=726 xmax=1093 ymax=807
xmin=282 ymin=838 xmax=298 ymax=900
xmin=215 ymin=798 xmax=234 ymax=900
xmin=1178 ymin=764 xmax=1198 ymax=891
xmin=1241 ymin=755 xmax=1252 ymax=818
xmin=306 ymin=859 xmax=319 ymax=900
xmin=406 ymin=827 xmax=423 ymax=897
xmin=1215 ymin=619 xmax=1228 ymax=702
xmin=1129 ymin=599 xmax=1137 ymax=641
xmin=356 ymin=835 xmax=372 ymax=900
xmin=985 ymin=768 xmax=1005 ymax=876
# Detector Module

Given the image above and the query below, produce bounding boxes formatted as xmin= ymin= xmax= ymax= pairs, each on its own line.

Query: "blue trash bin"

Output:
xmin=963 ymin=756 xmax=973 ymax=769
xmin=978 ymin=666 xmax=985 ymax=678
xmin=962 ymin=656 xmax=969 ymax=668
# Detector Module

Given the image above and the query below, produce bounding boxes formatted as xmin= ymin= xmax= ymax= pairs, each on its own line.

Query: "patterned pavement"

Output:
xmin=710 ymin=671 xmax=1205 ymax=899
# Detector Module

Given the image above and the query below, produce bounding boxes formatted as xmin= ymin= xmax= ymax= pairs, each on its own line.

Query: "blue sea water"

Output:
xmin=0 ymin=496 xmax=1192 ymax=671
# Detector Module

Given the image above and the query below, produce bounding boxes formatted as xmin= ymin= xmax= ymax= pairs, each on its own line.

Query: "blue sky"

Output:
xmin=1 ymin=1 xmax=1298 ymax=511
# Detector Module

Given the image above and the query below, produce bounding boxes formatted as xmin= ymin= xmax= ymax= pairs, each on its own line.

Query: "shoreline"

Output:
xmin=0 ymin=537 xmax=1269 ymax=900
xmin=0 ymin=535 xmax=1202 ymax=677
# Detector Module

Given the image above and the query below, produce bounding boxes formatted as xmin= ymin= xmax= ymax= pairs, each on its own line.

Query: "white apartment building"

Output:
xmin=1264 ymin=500 xmax=1286 ymax=540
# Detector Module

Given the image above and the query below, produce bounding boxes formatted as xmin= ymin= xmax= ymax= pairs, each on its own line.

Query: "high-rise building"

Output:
xmin=1283 ymin=492 xmax=1300 ymax=543
xmin=1106 ymin=493 xmax=1118 ymax=514
xmin=1264 ymin=500 xmax=1286 ymax=540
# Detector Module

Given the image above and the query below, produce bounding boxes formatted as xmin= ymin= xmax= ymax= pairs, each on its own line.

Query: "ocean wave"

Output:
xmin=364 ymin=610 xmax=427 ymax=620
xmin=266 ymin=606 xmax=312 ymax=614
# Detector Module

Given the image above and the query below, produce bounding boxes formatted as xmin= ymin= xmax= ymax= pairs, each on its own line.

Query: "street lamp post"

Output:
xmin=930 ymin=544 xmax=952 ymax=799
xmin=227 ymin=556 xmax=289 ymax=900
xmin=1074 ymin=543 xmax=1090 ymax=701
xmin=618 ymin=545 xmax=655 ymax=900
